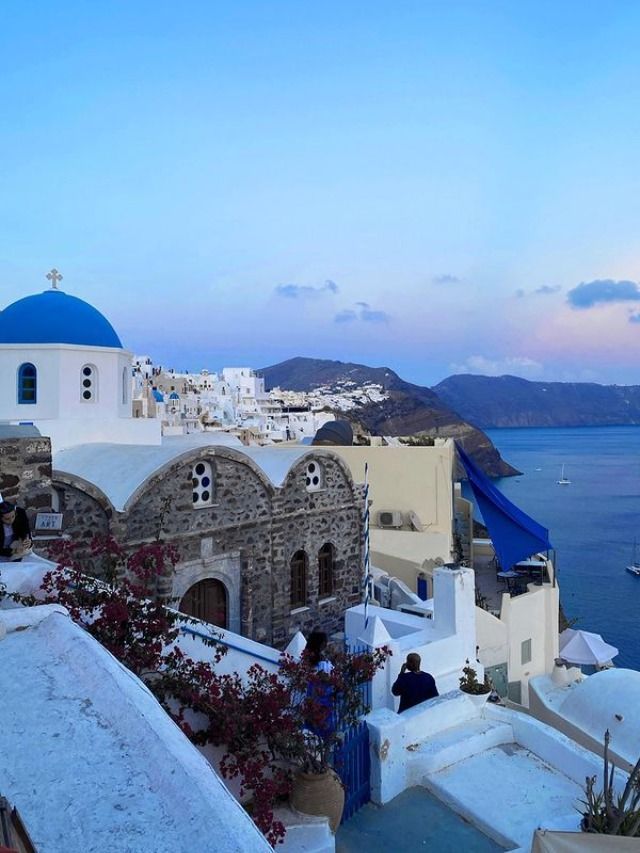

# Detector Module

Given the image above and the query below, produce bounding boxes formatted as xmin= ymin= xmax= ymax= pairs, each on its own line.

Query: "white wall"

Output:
xmin=0 ymin=344 xmax=62 ymax=419
xmin=500 ymin=582 xmax=559 ymax=705
xmin=1 ymin=344 xmax=131 ymax=421
xmin=475 ymin=606 xmax=508 ymax=668
xmin=40 ymin=417 xmax=161 ymax=451
xmin=346 ymin=567 xmax=478 ymax=710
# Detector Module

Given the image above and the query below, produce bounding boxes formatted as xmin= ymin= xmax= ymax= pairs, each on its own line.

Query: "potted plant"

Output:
xmin=277 ymin=647 xmax=388 ymax=832
xmin=459 ymin=659 xmax=491 ymax=707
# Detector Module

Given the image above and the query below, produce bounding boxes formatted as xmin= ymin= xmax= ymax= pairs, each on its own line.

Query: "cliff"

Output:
xmin=261 ymin=357 xmax=519 ymax=477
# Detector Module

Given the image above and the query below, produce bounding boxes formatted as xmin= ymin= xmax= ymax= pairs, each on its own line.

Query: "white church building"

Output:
xmin=0 ymin=272 xmax=160 ymax=451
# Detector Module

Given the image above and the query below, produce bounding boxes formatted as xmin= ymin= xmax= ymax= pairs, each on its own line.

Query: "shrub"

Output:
xmin=581 ymin=729 xmax=640 ymax=836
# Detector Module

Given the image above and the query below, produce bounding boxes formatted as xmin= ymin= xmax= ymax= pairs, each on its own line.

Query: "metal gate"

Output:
xmin=333 ymin=659 xmax=372 ymax=823
xmin=333 ymin=718 xmax=371 ymax=822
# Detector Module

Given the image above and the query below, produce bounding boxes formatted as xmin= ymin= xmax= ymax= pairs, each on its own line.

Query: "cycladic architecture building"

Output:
xmin=0 ymin=278 xmax=364 ymax=647
xmin=0 ymin=272 xmax=160 ymax=451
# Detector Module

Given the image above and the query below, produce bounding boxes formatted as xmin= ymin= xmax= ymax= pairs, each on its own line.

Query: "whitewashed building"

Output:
xmin=0 ymin=276 xmax=160 ymax=451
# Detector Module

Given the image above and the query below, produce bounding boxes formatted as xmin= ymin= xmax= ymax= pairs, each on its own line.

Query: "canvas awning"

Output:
xmin=532 ymin=829 xmax=639 ymax=852
xmin=456 ymin=443 xmax=552 ymax=571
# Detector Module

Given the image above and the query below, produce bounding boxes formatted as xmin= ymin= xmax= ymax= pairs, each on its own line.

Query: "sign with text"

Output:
xmin=34 ymin=512 xmax=64 ymax=532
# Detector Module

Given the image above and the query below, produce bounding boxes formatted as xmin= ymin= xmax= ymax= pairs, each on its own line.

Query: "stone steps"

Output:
xmin=275 ymin=805 xmax=334 ymax=853
xmin=407 ymin=716 xmax=514 ymax=781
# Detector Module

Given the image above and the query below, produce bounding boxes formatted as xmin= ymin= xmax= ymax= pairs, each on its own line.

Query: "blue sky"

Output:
xmin=2 ymin=1 xmax=640 ymax=385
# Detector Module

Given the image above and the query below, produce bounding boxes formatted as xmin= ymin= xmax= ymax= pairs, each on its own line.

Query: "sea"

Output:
xmin=478 ymin=426 xmax=640 ymax=671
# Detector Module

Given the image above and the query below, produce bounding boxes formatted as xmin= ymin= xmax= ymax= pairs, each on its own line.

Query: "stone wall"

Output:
xmin=0 ymin=436 xmax=52 ymax=523
xmin=53 ymin=447 xmax=365 ymax=647
xmin=48 ymin=477 xmax=112 ymax=575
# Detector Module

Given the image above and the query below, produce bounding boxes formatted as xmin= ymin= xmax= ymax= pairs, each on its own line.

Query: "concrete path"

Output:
xmin=336 ymin=787 xmax=505 ymax=853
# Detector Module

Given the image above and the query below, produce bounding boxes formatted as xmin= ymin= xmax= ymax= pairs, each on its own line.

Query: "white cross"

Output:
xmin=46 ymin=268 xmax=63 ymax=289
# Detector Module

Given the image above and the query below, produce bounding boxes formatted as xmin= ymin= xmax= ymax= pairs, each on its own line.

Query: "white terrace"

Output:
xmin=366 ymin=691 xmax=624 ymax=852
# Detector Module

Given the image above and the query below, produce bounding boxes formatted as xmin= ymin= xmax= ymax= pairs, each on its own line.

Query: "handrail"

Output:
xmin=179 ymin=623 xmax=280 ymax=667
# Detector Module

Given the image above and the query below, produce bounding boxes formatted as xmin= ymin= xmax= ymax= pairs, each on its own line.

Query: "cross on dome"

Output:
xmin=46 ymin=268 xmax=63 ymax=290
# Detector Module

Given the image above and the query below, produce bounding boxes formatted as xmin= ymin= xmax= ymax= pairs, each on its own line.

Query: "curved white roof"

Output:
xmin=559 ymin=668 xmax=640 ymax=766
xmin=54 ymin=435 xmax=330 ymax=511
xmin=0 ymin=607 xmax=269 ymax=852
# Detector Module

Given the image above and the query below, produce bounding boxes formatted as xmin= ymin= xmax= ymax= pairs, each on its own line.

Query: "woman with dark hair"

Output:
xmin=303 ymin=630 xmax=335 ymax=739
xmin=304 ymin=630 xmax=333 ymax=674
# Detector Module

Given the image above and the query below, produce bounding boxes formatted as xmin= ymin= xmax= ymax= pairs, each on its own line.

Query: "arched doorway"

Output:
xmin=179 ymin=578 xmax=228 ymax=628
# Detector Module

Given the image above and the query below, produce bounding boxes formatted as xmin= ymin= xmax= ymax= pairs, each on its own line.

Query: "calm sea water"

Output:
xmin=480 ymin=427 xmax=640 ymax=671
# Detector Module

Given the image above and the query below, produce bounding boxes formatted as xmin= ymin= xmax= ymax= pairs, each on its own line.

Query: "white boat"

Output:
xmin=557 ymin=464 xmax=571 ymax=485
xmin=626 ymin=540 xmax=640 ymax=576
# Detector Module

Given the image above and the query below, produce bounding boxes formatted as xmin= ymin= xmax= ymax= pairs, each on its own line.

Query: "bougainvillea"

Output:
xmin=12 ymin=535 xmax=389 ymax=844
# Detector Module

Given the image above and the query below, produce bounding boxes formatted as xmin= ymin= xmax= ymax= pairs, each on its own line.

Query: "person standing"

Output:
xmin=303 ymin=630 xmax=335 ymax=737
xmin=0 ymin=501 xmax=32 ymax=562
xmin=391 ymin=653 xmax=439 ymax=713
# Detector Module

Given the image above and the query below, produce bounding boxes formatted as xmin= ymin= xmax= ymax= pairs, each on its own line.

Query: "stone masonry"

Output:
xmin=0 ymin=436 xmax=53 ymax=524
xmin=51 ymin=446 xmax=365 ymax=647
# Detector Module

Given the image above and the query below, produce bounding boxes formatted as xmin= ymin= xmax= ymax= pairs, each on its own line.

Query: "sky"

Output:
xmin=2 ymin=1 xmax=640 ymax=386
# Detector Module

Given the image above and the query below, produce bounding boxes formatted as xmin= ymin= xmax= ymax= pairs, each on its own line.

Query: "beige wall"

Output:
xmin=333 ymin=440 xmax=454 ymax=537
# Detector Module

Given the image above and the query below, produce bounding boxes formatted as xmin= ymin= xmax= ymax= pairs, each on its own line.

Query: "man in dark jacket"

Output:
xmin=391 ymin=653 xmax=439 ymax=713
xmin=0 ymin=501 xmax=32 ymax=562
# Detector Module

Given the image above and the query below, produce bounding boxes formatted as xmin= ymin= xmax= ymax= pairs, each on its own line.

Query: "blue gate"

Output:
xmin=333 ymin=718 xmax=371 ymax=822
xmin=332 ymin=651 xmax=372 ymax=823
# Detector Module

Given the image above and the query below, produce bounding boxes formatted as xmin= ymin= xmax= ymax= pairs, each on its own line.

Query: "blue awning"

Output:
xmin=456 ymin=443 xmax=552 ymax=570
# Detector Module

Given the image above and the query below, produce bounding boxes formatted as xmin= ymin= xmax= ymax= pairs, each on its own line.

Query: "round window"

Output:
xmin=305 ymin=460 xmax=323 ymax=492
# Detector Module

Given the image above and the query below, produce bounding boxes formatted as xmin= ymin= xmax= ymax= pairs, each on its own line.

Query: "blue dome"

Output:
xmin=0 ymin=290 xmax=123 ymax=348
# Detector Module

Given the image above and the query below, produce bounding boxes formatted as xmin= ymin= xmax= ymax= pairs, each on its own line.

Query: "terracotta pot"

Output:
xmin=290 ymin=768 xmax=345 ymax=832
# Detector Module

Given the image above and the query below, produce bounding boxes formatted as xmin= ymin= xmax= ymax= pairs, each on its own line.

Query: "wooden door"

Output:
xmin=180 ymin=579 xmax=227 ymax=628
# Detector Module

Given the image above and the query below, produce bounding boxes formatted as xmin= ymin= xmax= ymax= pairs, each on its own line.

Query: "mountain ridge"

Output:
xmin=433 ymin=373 xmax=640 ymax=428
xmin=261 ymin=357 xmax=519 ymax=478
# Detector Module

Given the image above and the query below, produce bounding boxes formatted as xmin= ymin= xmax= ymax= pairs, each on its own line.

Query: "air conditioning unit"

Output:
xmin=378 ymin=510 xmax=403 ymax=529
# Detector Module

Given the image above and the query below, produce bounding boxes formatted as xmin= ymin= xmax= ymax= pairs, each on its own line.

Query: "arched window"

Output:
xmin=179 ymin=579 xmax=227 ymax=628
xmin=122 ymin=366 xmax=129 ymax=404
xmin=17 ymin=363 xmax=37 ymax=404
xmin=80 ymin=364 xmax=98 ymax=402
xmin=192 ymin=460 xmax=213 ymax=507
xmin=318 ymin=542 xmax=335 ymax=598
xmin=290 ymin=550 xmax=308 ymax=608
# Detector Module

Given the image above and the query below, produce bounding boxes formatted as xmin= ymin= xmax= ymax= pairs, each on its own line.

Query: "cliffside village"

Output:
xmin=0 ymin=281 xmax=638 ymax=853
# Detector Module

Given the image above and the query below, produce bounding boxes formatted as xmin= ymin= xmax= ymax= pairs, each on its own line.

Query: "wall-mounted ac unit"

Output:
xmin=378 ymin=510 xmax=403 ymax=529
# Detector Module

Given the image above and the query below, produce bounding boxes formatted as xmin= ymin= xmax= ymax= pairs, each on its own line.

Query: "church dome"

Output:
xmin=0 ymin=289 xmax=123 ymax=348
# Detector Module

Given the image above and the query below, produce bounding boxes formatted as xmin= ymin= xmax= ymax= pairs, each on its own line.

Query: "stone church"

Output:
xmin=0 ymin=277 xmax=365 ymax=646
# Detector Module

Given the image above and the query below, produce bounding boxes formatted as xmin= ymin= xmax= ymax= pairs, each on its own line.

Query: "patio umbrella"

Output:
xmin=559 ymin=628 xmax=619 ymax=666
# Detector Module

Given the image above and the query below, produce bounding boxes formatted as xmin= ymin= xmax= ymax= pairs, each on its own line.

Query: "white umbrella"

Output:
xmin=559 ymin=628 xmax=619 ymax=666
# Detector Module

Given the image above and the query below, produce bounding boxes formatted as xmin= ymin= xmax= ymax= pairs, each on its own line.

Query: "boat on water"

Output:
xmin=557 ymin=464 xmax=571 ymax=485
xmin=626 ymin=540 xmax=640 ymax=576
